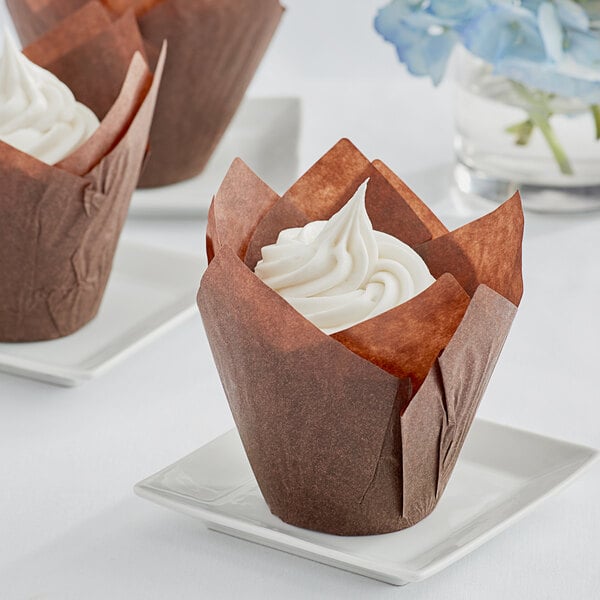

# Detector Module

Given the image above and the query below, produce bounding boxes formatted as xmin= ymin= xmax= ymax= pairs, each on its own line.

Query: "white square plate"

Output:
xmin=135 ymin=420 xmax=598 ymax=586
xmin=129 ymin=97 xmax=301 ymax=217
xmin=0 ymin=241 xmax=203 ymax=386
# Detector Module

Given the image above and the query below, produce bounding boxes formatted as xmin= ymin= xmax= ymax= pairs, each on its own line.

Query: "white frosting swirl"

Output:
xmin=0 ymin=32 xmax=99 ymax=165
xmin=255 ymin=180 xmax=435 ymax=334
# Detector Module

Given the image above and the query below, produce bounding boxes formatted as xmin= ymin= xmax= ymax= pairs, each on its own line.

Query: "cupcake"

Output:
xmin=198 ymin=139 xmax=524 ymax=536
xmin=7 ymin=0 xmax=285 ymax=188
xmin=0 ymin=33 xmax=165 ymax=342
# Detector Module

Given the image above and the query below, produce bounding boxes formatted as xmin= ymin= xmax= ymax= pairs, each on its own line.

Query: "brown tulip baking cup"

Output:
xmin=21 ymin=2 xmax=149 ymax=121
xmin=0 ymin=47 xmax=166 ymax=342
xmin=197 ymin=139 xmax=524 ymax=536
xmin=7 ymin=0 xmax=284 ymax=188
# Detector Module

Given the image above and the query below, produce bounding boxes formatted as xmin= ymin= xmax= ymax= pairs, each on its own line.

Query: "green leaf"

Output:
xmin=506 ymin=119 xmax=535 ymax=145
xmin=591 ymin=105 xmax=600 ymax=140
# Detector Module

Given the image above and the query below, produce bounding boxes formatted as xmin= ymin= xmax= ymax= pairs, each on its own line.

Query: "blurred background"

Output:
xmin=1 ymin=1 xmax=599 ymax=599
xmin=0 ymin=0 xmax=455 ymax=192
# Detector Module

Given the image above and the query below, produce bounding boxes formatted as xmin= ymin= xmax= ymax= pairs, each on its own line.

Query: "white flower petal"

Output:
xmin=538 ymin=2 xmax=564 ymax=63
xmin=556 ymin=0 xmax=590 ymax=32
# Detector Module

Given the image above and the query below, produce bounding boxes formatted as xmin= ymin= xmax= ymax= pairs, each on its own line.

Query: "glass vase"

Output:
xmin=453 ymin=50 xmax=600 ymax=213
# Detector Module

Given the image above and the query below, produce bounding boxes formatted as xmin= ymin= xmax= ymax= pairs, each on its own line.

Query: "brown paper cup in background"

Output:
xmin=198 ymin=140 xmax=524 ymax=536
xmin=0 ymin=47 xmax=166 ymax=342
xmin=7 ymin=0 xmax=285 ymax=188
xmin=21 ymin=2 xmax=149 ymax=121
xmin=6 ymin=0 xmax=90 ymax=46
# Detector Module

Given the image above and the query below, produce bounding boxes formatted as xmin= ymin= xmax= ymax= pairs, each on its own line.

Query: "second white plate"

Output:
xmin=129 ymin=97 xmax=301 ymax=217
xmin=135 ymin=420 xmax=598 ymax=586
xmin=0 ymin=241 xmax=203 ymax=386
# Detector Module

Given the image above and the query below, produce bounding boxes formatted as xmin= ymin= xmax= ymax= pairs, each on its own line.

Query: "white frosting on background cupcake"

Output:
xmin=255 ymin=180 xmax=435 ymax=334
xmin=0 ymin=32 xmax=99 ymax=165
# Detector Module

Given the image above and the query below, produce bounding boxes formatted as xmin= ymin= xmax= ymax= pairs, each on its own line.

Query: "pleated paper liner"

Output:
xmin=22 ymin=2 xmax=148 ymax=121
xmin=8 ymin=0 xmax=284 ymax=188
xmin=0 ymin=46 xmax=165 ymax=342
xmin=198 ymin=139 xmax=523 ymax=535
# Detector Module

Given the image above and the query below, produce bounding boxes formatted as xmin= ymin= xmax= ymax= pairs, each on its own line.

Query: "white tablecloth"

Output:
xmin=1 ymin=1 xmax=599 ymax=598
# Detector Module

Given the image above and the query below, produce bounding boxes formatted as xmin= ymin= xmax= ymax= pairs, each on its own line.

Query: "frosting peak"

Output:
xmin=255 ymin=180 xmax=435 ymax=334
xmin=0 ymin=32 xmax=99 ymax=165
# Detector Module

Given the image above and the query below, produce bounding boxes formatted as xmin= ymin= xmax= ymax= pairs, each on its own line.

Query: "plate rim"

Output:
xmin=134 ymin=419 xmax=599 ymax=584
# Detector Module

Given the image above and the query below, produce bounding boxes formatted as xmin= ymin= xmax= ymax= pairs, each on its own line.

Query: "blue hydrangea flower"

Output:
xmin=538 ymin=2 xmax=564 ymax=61
xmin=375 ymin=13 xmax=458 ymax=84
xmin=520 ymin=0 xmax=588 ymax=28
xmin=375 ymin=0 xmax=600 ymax=102
xmin=495 ymin=59 xmax=600 ymax=103
xmin=459 ymin=4 xmax=547 ymax=65
xmin=555 ymin=0 xmax=590 ymax=30
xmin=567 ymin=29 xmax=600 ymax=70
xmin=374 ymin=0 xmax=487 ymax=85
xmin=428 ymin=0 xmax=488 ymax=21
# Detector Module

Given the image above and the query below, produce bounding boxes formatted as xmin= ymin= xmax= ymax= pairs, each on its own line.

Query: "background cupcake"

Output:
xmin=0 ymin=33 xmax=165 ymax=341
xmin=7 ymin=0 xmax=285 ymax=187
